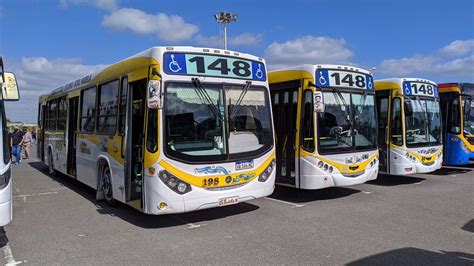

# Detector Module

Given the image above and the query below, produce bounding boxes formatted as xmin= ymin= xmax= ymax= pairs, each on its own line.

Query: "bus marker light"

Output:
xmin=405 ymin=167 xmax=413 ymax=172
xmin=149 ymin=167 xmax=156 ymax=175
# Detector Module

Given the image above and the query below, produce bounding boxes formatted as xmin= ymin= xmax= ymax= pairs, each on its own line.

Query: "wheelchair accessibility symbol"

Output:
xmin=367 ymin=79 xmax=373 ymax=90
xmin=318 ymin=71 xmax=327 ymax=85
xmin=168 ymin=54 xmax=182 ymax=73
xmin=404 ymin=83 xmax=411 ymax=95
xmin=255 ymin=64 xmax=264 ymax=79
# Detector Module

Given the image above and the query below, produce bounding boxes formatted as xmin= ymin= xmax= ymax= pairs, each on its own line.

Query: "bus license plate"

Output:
xmin=218 ymin=196 xmax=239 ymax=207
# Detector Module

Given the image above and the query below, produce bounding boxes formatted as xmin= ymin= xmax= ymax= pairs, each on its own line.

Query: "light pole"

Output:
xmin=214 ymin=12 xmax=238 ymax=50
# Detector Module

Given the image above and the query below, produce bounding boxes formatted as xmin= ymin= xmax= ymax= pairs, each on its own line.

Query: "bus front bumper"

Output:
xmin=299 ymin=166 xmax=378 ymax=189
xmin=391 ymin=159 xmax=442 ymax=175
xmin=142 ymin=172 xmax=275 ymax=215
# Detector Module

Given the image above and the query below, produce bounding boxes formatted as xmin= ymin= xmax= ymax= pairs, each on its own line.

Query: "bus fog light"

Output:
xmin=158 ymin=202 xmax=167 ymax=210
xmin=177 ymin=182 xmax=187 ymax=193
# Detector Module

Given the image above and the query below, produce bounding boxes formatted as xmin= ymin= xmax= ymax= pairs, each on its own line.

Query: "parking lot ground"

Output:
xmin=2 ymin=159 xmax=473 ymax=265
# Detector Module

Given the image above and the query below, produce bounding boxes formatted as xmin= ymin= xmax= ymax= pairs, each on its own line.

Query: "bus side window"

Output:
xmin=118 ymin=77 xmax=128 ymax=135
xmin=80 ymin=86 xmax=97 ymax=133
xmin=97 ymin=80 xmax=119 ymax=135
xmin=301 ymin=90 xmax=315 ymax=152
xmin=391 ymin=97 xmax=403 ymax=146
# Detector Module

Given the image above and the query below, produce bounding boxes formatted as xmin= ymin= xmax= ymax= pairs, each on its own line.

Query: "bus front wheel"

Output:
xmin=101 ymin=165 xmax=117 ymax=207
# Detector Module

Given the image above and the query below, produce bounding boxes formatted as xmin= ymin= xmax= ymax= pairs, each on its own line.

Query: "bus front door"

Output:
xmin=67 ymin=97 xmax=79 ymax=177
xmin=125 ymin=79 xmax=147 ymax=205
xmin=376 ymin=91 xmax=390 ymax=173
xmin=271 ymin=87 xmax=299 ymax=186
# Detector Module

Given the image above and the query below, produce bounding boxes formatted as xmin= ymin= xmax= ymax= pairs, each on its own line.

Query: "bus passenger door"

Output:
xmin=67 ymin=97 xmax=79 ymax=177
xmin=271 ymin=83 xmax=299 ymax=186
xmin=38 ymin=104 xmax=47 ymax=161
xmin=376 ymin=91 xmax=390 ymax=173
xmin=125 ymin=78 xmax=147 ymax=205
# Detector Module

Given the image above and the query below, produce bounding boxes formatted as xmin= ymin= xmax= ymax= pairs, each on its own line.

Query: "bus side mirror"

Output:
xmin=313 ymin=91 xmax=325 ymax=113
xmin=404 ymin=100 xmax=413 ymax=117
xmin=1 ymin=72 xmax=20 ymax=101
xmin=147 ymin=80 xmax=162 ymax=109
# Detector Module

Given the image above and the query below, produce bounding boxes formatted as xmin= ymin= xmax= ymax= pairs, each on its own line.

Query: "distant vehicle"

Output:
xmin=37 ymin=46 xmax=276 ymax=214
xmin=0 ymin=57 xmax=20 ymax=226
xmin=375 ymin=78 xmax=443 ymax=175
xmin=268 ymin=65 xmax=379 ymax=189
xmin=438 ymin=83 xmax=474 ymax=165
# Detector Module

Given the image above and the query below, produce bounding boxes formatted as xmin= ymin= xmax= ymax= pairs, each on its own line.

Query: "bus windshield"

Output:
xmin=463 ymin=96 xmax=474 ymax=136
xmin=405 ymin=98 xmax=442 ymax=147
xmin=165 ymin=82 xmax=273 ymax=162
xmin=318 ymin=91 xmax=377 ymax=154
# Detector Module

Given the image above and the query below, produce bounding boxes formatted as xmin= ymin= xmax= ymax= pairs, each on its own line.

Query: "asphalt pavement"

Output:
xmin=1 ymin=155 xmax=473 ymax=265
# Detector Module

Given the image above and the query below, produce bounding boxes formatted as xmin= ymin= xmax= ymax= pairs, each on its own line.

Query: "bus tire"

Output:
xmin=48 ymin=149 xmax=55 ymax=176
xmin=100 ymin=164 xmax=117 ymax=207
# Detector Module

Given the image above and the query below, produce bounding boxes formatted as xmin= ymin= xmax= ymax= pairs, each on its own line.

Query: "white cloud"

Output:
xmin=102 ymin=8 xmax=198 ymax=42
xmin=378 ymin=39 xmax=474 ymax=79
xmin=264 ymin=36 xmax=354 ymax=70
xmin=5 ymin=57 xmax=107 ymax=122
xmin=196 ymin=33 xmax=263 ymax=48
xmin=59 ymin=0 xmax=118 ymax=11
xmin=438 ymin=39 xmax=474 ymax=58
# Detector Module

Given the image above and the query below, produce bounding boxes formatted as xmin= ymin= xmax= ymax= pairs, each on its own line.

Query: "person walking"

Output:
xmin=10 ymin=126 xmax=24 ymax=165
xmin=22 ymin=128 xmax=33 ymax=159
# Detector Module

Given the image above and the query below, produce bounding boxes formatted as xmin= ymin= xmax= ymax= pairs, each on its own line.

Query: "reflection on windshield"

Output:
xmin=165 ymin=82 xmax=273 ymax=161
xmin=318 ymin=91 xmax=377 ymax=153
xmin=405 ymin=99 xmax=442 ymax=146
xmin=462 ymin=97 xmax=474 ymax=136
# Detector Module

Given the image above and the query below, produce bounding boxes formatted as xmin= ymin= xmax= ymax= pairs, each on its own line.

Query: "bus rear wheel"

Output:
xmin=101 ymin=165 xmax=117 ymax=207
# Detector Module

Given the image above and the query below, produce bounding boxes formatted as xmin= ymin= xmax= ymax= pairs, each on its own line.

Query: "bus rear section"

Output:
xmin=375 ymin=78 xmax=443 ymax=175
xmin=439 ymin=83 xmax=474 ymax=165
xmin=269 ymin=65 xmax=379 ymax=190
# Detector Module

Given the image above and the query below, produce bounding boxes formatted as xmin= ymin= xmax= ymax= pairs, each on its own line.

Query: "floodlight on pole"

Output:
xmin=214 ymin=12 xmax=238 ymax=50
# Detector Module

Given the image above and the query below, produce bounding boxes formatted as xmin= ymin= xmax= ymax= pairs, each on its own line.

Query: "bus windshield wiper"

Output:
xmin=229 ymin=81 xmax=252 ymax=118
xmin=191 ymin=77 xmax=223 ymax=122
xmin=332 ymin=87 xmax=352 ymax=125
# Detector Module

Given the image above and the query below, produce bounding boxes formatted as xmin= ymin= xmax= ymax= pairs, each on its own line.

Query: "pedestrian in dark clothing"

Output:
xmin=11 ymin=126 xmax=24 ymax=165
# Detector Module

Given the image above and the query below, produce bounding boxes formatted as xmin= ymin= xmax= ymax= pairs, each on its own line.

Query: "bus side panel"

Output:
xmin=76 ymin=135 xmax=100 ymax=189
xmin=445 ymin=133 xmax=474 ymax=165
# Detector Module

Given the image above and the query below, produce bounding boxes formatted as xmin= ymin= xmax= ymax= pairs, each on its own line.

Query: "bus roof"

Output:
xmin=42 ymin=46 xmax=265 ymax=98
xmin=438 ymin=82 xmax=474 ymax=94
xmin=374 ymin=78 xmax=437 ymax=92
xmin=269 ymin=64 xmax=372 ymax=76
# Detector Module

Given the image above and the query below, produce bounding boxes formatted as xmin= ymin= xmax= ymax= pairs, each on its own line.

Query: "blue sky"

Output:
xmin=1 ymin=0 xmax=473 ymax=122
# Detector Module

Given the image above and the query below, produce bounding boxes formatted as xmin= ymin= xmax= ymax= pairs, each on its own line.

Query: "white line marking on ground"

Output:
xmin=360 ymin=190 xmax=373 ymax=194
xmin=264 ymin=197 xmax=305 ymax=208
xmin=171 ymin=216 xmax=206 ymax=229
xmin=1 ymin=229 xmax=22 ymax=265
xmin=13 ymin=191 xmax=58 ymax=198
xmin=414 ymin=182 xmax=422 ymax=185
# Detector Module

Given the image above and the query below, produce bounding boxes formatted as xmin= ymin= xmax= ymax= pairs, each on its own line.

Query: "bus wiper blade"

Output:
xmin=332 ymin=88 xmax=352 ymax=125
xmin=191 ymin=77 xmax=223 ymax=122
xmin=230 ymin=81 xmax=252 ymax=118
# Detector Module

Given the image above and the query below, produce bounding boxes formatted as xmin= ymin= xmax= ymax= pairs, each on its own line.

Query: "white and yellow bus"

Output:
xmin=38 ymin=46 xmax=276 ymax=214
xmin=268 ymin=65 xmax=379 ymax=189
xmin=374 ymin=78 xmax=443 ymax=175
xmin=0 ymin=57 xmax=20 ymax=226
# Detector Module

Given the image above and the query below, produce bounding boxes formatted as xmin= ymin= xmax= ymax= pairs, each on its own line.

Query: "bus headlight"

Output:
xmin=259 ymin=159 xmax=275 ymax=182
xmin=0 ymin=168 xmax=11 ymax=189
xmin=159 ymin=170 xmax=191 ymax=194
